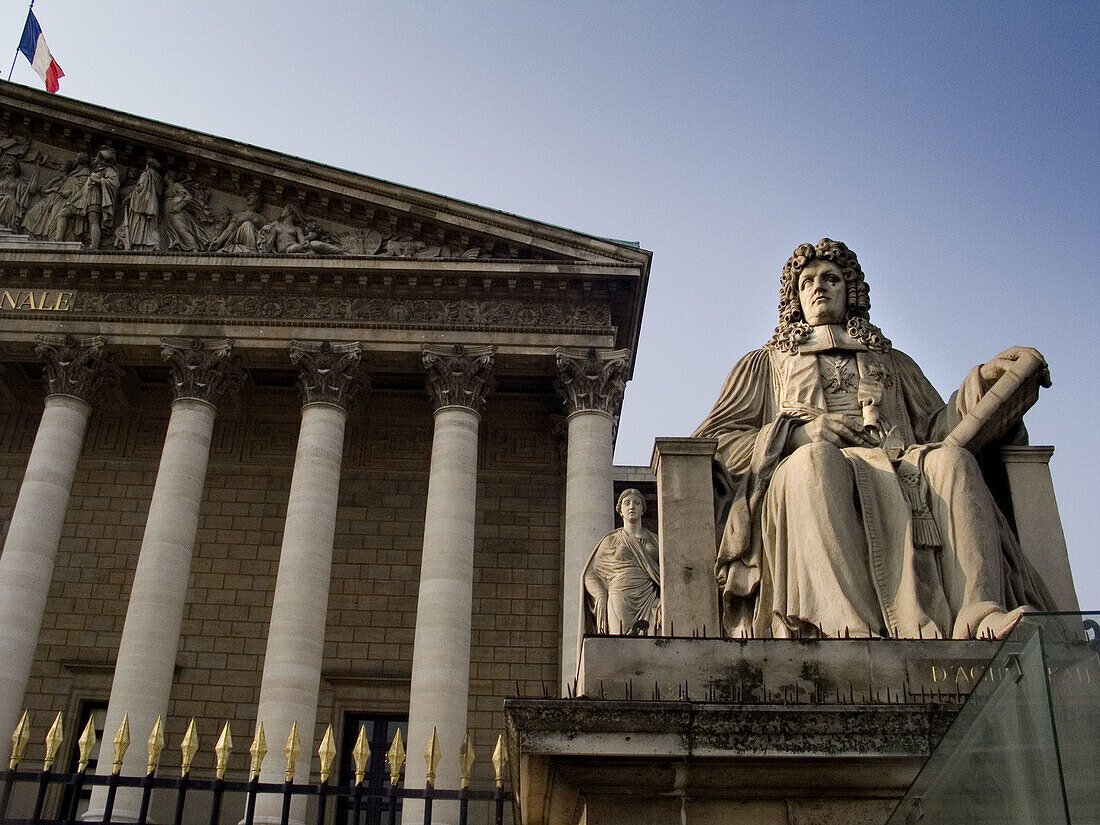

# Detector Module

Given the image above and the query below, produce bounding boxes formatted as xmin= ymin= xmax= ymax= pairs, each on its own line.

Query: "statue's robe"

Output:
xmin=694 ymin=325 xmax=1050 ymax=639
xmin=582 ymin=527 xmax=661 ymax=636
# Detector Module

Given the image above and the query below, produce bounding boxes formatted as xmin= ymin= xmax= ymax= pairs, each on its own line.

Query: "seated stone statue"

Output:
xmin=694 ymin=239 xmax=1053 ymax=641
xmin=583 ymin=489 xmax=661 ymax=635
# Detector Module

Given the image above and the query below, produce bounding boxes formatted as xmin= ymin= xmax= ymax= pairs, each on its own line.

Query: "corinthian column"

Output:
xmin=0 ymin=335 xmax=116 ymax=763
xmin=404 ymin=344 xmax=494 ymax=825
xmin=254 ymin=341 xmax=364 ymax=825
xmin=89 ymin=338 xmax=241 ymax=821
xmin=554 ymin=347 xmax=630 ymax=691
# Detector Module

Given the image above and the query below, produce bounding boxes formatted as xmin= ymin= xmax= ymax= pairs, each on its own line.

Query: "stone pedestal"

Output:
xmin=404 ymin=344 xmax=494 ymax=825
xmin=999 ymin=445 xmax=1079 ymax=611
xmin=554 ymin=348 xmax=630 ymax=691
xmin=0 ymin=335 xmax=113 ymax=764
xmin=650 ymin=437 xmax=720 ymax=637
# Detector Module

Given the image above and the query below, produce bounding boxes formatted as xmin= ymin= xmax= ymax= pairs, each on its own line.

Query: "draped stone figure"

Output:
xmin=694 ymin=239 xmax=1052 ymax=641
xmin=207 ymin=191 xmax=266 ymax=253
xmin=583 ymin=489 xmax=661 ymax=636
xmin=0 ymin=156 xmax=37 ymax=230
xmin=22 ymin=153 xmax=90 ymax=241
xmin=161 ymin=172 xmax=212 ymax=251
xmin=115 ymin=157 xmax=163 ymax=250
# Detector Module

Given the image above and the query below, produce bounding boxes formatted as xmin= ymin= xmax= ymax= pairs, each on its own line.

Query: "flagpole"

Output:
xmin=7 ymin=0 xmax=35 ymax=81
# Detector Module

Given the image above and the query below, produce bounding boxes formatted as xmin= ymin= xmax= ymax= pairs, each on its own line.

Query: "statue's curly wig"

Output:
xmin=767 ymin=238 xmax=891 ymax=353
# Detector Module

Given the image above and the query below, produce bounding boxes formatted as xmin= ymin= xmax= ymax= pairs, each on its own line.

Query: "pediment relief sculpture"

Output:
xmin=0 ymin=128 xmax=545 ymax=260
xmin=694 ymin=238 xmax=1054 ymax=642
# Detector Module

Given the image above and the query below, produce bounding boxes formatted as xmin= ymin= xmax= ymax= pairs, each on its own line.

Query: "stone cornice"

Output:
xmin=161 ymin=337 xmax=243 ymax=406
xmin=554 ymin=347 xmax=632 ymax=417
xmin=34 ymin=333 xmax=119 ymax=403
xmin=289 ymin=340 xmax=365 ymax=410
xmin=421 ymin=344 xmax=496 ymax=413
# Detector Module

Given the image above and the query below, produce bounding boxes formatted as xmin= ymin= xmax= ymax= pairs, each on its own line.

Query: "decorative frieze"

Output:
xmin=289 ymin=340 xmax=365 ymax=410
xmin=554 ymin=347 xmax=631 ymax=417
xmin=34 ymin=333 xmax=119 ymax=403
xmin=160 ymin=337 xmax=243 ymax=406
xmin=421 ymin=344 xmax=495 ymax=412
xmin=55 ymin=291 xmax=611 ymax=331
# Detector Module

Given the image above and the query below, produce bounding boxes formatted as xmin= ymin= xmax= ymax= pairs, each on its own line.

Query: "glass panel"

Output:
xmin=889 ymin=613 xmax=1100 ymax=825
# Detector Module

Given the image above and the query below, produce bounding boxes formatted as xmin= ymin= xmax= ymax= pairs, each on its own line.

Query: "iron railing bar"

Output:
xmin=207 ymin=777 xmax=224 ymax=825
xmin=458 ymin=786 xmax=468 ymax=825
xmin=29 ymin=771 xmax=49 ymax=825
xmin=99 ymin=771 xmax=119 ymax=825
xmin=278 ymin=780 xmax=292 ymax=825
xmin=242 ymin=776 xmax=258 ymax=825
xmin=135 ymin=770 xmax=155 ymax=825
xmin=62 ymin=769 xmax=84 ymax=825
xmin=169 ymin=773 xmax=188 ymax=825
xmin=313 ymin=780 xmax=327 ymax=825
xmin=0 ymin=772 xmax=14 ymax=820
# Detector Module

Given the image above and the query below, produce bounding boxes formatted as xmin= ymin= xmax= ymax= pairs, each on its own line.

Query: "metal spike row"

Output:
xmin=112 ymin=714 xmax=131 ymax=774
xmin=459 ymin=731 xmax=475 ymax=789
xmin=44 ymin=712 xmax=64 ymax=771
xmin=318 ymin=725 xmax=336 ymax=784
xmin=147 ymin=716 xmax=165 ymax=774
xmin=386 ymin=728 xmax=405 ymax=786
xmin=284 ymin=721 xmax=301 ymax=783
xmin=215 ymin=722 xmax=233 ymax=780
xmin=77 ymin=717 xmax=97 ymax=773
xmin=249 ymin=723 xmax=267 ymax=779
xmin=180 ymin=719 xmax=199 ymax=777
xmin=10 ymin=710 xmax=30 ymax=770
xmin=352 ymin=724 xmax=370 ymax=785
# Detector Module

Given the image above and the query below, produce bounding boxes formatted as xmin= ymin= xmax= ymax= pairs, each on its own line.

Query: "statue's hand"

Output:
xmin=594 ymin=598 xmax=609 ymax=634
xmin=796 ymin=413 xmax=870 ymax=448
xmin=716 ymin=563 xmax=729 ymax=589
xmin=979 ymin=346 xmax=1047 ymax=389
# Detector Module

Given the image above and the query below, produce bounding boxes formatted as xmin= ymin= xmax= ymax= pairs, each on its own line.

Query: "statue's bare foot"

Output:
xmin=976 ymin=606 xmax=1035 ymax=639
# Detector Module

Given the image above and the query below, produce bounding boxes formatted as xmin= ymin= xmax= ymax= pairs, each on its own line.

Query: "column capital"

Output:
xmin=554 ymin=347 xmax=631 ymax=417
xmin=161 ymin=337 xmax=243 ymax=406
xmin=34 ymin=333 xmax=119 ymax=404
xmin=421 ymin=343 xmax=495 ymax=412
xmin=289 ymin=340 xmax=366 ymax=411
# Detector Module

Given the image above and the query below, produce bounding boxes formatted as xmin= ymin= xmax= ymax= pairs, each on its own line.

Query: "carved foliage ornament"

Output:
xmin=289 ymin=340 xmax=365 ymax=410
xmin=554 ymin=347 xmax=631 ymax=416
xmin=35 ymin=333 xmax=120 ymax=403
xmin=161 ymin=337 xmax=243 ymax=406
xmin=421 ymin=344 xmax=495 ymax=412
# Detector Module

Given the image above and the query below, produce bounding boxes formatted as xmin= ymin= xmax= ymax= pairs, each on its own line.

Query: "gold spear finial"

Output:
xmin=215 ymin=723 xmax=233 ymax=780
xmin=43 ymin=712 xmax=63 ymax=771
xmin=318 ymin=725 xmax=336 ymax=784
xmin=352 ymin=724 xmax=370 ymax=785
xmin=284 ymin=721 xmax=301 ymax=783
xmin=459 ymin=731 xmax=475 ymax=789
xmin=491 ymin=735 xmax=507 ymax=788
xmin=147 ymin=716 xmax=165 ymax=774
xmin=112 ymin=714 xmax=130 ymax=774
xmin=10 ymin=710 xmax=30 ymax=770
xmin=424 ymin=727 xmax=441 ymax=786
xmin=249 ymin=722 xmax=267 ymax=779
xmin=77 ymin=717 xmax=97 ymax=773
xmin=386 ymin=729 xmax=405 ymax=786
xmin=180 ymin=719 xmax=199 ymax=777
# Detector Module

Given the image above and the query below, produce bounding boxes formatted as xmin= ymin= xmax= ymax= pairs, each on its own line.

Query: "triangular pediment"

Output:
xmin=0 ymin=83 xmax=647 ymax=266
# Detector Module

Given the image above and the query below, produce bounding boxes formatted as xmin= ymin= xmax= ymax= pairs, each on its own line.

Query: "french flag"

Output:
xmin=18 ymin=11 xmax=63 ymax=93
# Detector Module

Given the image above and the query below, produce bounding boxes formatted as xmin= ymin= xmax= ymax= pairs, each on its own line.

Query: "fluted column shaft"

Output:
xmin=254 ymin=341 xmax=363 ymax=825
xmin=89 ymin=338 xmax=239 ymax=822
xmin=404 ymin=345 xmax=494 ymax=825
xmin=0 ymin=335 xmax=113 ymax=764
xmin=555 ymin=348 xmax=630 ymax=692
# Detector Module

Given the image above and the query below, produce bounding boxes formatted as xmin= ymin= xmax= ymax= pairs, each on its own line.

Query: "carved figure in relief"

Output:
xmin=161 ymin=172 xmax=212 ymax=251
xmin=207 ymin=190 xmax=267 ymax=253
xmin=22 ymin=153 xmax=90 ymax=241
xmin=55 ymin=146 xmax=119 ymax=247
xmin=115 ymin=157 xmax=163 ymax=250
xmin=583 ymin=489 xmax=661 ymax=635
xmin=0 ymin=156 xmax=38 ymax=230
xmin=694 ymin=239 xmax=1052 ymax=641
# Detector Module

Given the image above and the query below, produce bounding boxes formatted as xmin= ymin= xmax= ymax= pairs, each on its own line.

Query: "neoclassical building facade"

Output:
xmin=0 ymin=83 xmax=649 ymax=821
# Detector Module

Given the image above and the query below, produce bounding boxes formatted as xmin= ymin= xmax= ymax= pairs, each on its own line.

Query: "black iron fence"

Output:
xmin=0 ymin=769 xmax=507 ymax=825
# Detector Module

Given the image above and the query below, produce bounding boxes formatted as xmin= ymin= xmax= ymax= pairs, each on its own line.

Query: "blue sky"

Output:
xmin=3 ymin=1 xmax=1098 ymax=608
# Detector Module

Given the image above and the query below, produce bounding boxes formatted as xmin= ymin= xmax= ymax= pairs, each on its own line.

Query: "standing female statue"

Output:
xmin=583 ymin=489 xmax=661 ymax=635
xmin=694 ymin=239 xmax=1052 ymax=640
